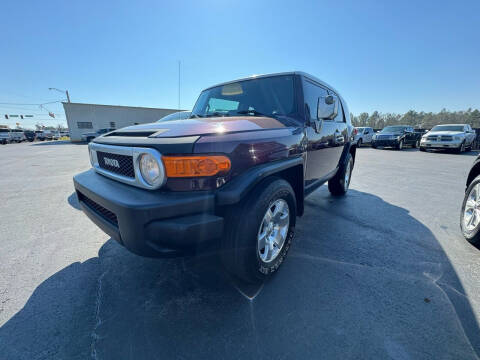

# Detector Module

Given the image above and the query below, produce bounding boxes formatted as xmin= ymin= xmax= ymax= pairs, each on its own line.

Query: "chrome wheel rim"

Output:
xmin=461 ymin=143 xmax=465 ymax=152
xmin=257 ymin=199 xmax=290 ymax=263
xmin=399 ymin=141 xmax=403 ymax=150
xmin=464 ymin=184 xmax=480 ymax=232
xmin=344 ymin=159 xmax=352 ymax=190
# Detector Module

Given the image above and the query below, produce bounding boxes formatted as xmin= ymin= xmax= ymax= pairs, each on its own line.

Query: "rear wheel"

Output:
xmin=328 ymin=153 xmax=353 ymax=196
xmin=419 ymin=146 xmax=426 ymax=152
xmin=221 ymin=177 xmax=296 ymax=283
xmin=461 ymin=176 xmax=480 ymax=244
xmin=412 ymin=140 xmax=419 ymax=148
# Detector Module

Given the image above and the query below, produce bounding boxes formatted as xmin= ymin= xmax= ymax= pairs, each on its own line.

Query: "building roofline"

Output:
xmin=62 ymin=102 xmax=185 ymax=112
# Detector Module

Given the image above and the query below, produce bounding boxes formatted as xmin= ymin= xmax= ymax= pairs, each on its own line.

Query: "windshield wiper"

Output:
xmin=236 ymin=110 xmax=270 ymax=117
xmin=205 ymin=112 xmax=229 ymax=118
xmin=190 ymin=113 xmax=203 ymax=118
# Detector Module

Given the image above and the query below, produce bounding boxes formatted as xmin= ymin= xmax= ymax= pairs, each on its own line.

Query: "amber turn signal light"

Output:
xmin=162 ymin=155 xmax=231 ymax=177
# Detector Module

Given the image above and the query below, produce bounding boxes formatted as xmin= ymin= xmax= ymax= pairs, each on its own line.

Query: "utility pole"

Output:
xmin=178 ymin=60 xmax=181 ymax=110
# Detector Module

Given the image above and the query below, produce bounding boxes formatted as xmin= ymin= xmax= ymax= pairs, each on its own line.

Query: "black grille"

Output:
xmin=441 ymin=136 xmax=453 ymax=141
xmin=97 ymin=151 xmax=134 ymax=178
xmin=78 ymin=192 xmax=118 ymax=226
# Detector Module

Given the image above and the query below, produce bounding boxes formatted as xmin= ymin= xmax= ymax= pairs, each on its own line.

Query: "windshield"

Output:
xmin=381 ymin=126 xmax=406 ymax=133
xmin=431 ymin=125 xmax=464 ymax=132
xmin=191 ymin=75 xmax=296 ymax=119
xmin=356 ymin=127 xmax=365 ymax=133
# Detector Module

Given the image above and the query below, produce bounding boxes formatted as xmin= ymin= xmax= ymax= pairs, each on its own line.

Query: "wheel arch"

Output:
xmin=466 ymin=160 xmax=480 ymax=190
xmin=216 ymin=157 xmax=305 ymax=216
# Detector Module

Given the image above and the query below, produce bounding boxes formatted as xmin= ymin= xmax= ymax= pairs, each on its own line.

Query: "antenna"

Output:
xmin=178 ymin=60 xmax=181 ymax=110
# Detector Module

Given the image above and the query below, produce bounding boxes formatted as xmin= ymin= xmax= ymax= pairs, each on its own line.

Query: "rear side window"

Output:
xmin=303 ymin=79 xmax=328 ymax=122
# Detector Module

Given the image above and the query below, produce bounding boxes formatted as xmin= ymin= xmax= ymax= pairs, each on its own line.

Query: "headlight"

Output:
xmin=89 ymin=149 xmax=94 ymax=166
xmin=454 ymin=136 xmax=462 ymax=141
xmin=139 ymin=153 xmax=161 ymax=186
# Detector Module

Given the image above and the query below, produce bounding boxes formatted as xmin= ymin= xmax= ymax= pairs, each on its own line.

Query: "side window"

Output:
xmin=303 ymin=79 xmax=328 ymax=122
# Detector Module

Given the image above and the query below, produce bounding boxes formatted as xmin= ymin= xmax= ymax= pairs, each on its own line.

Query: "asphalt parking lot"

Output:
xmin=1 ymin=141 xmax=480 ymax=359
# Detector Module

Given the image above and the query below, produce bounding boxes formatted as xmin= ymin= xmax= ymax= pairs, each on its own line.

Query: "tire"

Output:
xmin=419 ymin=146 xmax=426 ymax=152
xmin=328 ymin=152 xmax=354 ymax=196
xmin=397 ymin=139 xmax=404 ymax=150
xmin=456 ymin=141 xmax=466 ymax=154
xmin=221 ymin=177 xmax=296 ymax=283
xmin=412 ymin=140 xmax=419 ymax=148
xmin=372 ymin=144 xmax=377 ymax=149
xmin=357 ymin=139 xmax=362 ymax=148
xmin=460 ymin=175 xmax=480 ymax=244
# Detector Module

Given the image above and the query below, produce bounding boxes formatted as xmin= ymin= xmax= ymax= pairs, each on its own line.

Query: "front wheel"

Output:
xmin=412 ymin=140 xmax=419 ymax=148
xmin=397 ymin=140 xmax=404 ymax=150
xmin=357 ymin=139 xmax=362 ymax=148
xmin=456 ymin=142 xmax=466 ymax=154
xmin=221 ymin=177 xmax=296 ymax=283
xmin=420 ymin=146 xmax=426 ymax=152
xmin=328 ymin=153 xmax=354 ymax=196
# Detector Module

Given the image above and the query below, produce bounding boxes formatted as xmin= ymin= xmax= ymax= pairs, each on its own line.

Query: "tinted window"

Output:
xmin=303 ymin=79 xmax=328 ymax=122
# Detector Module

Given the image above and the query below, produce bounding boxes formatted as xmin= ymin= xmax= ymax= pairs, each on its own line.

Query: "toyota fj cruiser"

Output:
xmin=73 ymin=72 xmax=357 ymax=282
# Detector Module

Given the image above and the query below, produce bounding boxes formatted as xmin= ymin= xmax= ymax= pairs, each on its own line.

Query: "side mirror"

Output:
xmin=317 ymin=95 xmax=338 ymax=120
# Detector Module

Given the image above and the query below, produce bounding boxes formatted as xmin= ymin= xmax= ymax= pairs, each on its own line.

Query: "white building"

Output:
xmin=63 ymin=102 xmax=182 ymax=141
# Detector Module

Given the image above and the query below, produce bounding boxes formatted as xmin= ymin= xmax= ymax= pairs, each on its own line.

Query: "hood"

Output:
xmin=426 ymin=131 xmax=464 ymax=136
xmin=110 ymin=116 xmax=289 ymax=138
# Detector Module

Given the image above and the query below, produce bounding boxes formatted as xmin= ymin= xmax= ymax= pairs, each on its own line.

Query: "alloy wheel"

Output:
xmin=257 ymin=199 xmax=290 ymax=263
xmin=464 ymin=183 xmax=480 ymax=232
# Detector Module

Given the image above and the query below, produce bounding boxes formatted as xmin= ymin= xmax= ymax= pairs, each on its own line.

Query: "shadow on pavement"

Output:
xmin=67 ymin=192 xmax=81 ymax=210
xmin=1 ymin=189 xmax=479 ymax=359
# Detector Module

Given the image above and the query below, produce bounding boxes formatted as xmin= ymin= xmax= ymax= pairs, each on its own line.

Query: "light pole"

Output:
xmin=48 ymin=87 xmax=71 ymax=103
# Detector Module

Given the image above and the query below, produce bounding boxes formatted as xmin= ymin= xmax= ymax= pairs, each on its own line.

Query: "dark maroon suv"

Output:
xmin=73 ymin=72 xmax=357 ymax=282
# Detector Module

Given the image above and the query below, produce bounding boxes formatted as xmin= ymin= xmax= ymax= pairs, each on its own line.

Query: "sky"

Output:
xmin=1 ymin=0 xmax=479 ymax=129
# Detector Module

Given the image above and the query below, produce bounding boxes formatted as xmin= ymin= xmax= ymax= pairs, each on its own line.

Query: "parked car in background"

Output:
xmin=354 ymin=127 xmax=374 ymax=147
xmin=371 ymin=125 xmax=421 ymax=150
xmin=23 ymin=130 xmax=35 ymax=142
xmin=460 ymin=155 xmax=480 ymax=244
xmin=157 ymin=111 xmax=192 ymax=122
xmin=52 ymin=131 xmax=61 ymax=140
xmin=35 ymin=130 xmax=46 ymax=141
xmin=42 ymin=130 xmax=54 ymax=140
xmin=420 ymin=124 xmax=475 ymax=153
xmin=81 ymin=128 xmax=115 ymax=143
xmin=60 ymin=131 xmax=70 ymax=138
xmin=73 ymin=71 xmax=357 ymax=282
xmin=10 ymin=129 xmax=26 ymax=142
xmin=0 ymin=128 xmax=12 ymax=144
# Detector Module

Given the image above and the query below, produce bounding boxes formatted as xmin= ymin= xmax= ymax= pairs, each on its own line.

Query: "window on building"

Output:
xmin=77 ymin=122 xmax=93 ymax=129
xmin=110 ymin=122 xmax=116 ymax=129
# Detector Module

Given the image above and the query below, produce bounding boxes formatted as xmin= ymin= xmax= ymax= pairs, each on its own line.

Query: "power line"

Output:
xmin=0 ymin=100 xmax=64 ymax=105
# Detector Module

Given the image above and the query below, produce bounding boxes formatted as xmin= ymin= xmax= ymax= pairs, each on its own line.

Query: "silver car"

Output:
xmin=0 ymin=128 xmax=12 ymax=144
xmin=354 ymin=127 xmax=374 ymax=147
xmin=420 ymin=124 xmax=476 ymax=153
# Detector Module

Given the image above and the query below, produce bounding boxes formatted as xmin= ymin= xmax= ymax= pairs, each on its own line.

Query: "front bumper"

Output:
xmin=371 ymin=138 xmax=399 ymax=147
xmin=73 ymin=169 xmax=223 ymax=257
xmin=420 ymin=140 xmax=462 ymax=149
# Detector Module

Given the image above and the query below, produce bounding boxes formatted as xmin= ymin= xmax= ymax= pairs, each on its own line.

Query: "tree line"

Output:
xmin=350 ymin=108 xmax=480 ymax=129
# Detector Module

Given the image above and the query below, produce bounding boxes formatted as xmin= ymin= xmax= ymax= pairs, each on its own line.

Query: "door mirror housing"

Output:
xmin=317 ymin=95 xmax=338 ymax=120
